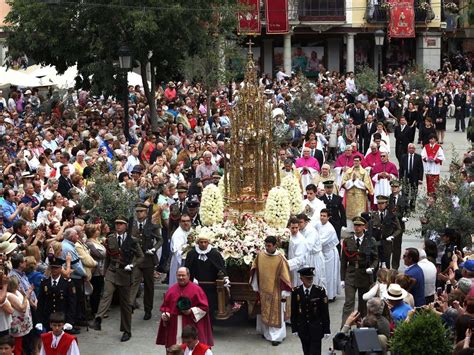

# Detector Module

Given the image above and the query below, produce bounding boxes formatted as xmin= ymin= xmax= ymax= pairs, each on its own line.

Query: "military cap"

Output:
xmin=186 ymin=199 xmax=200 ymax=208
xmin=49 ymin=256 xmax=66 ymax=268
xmin=135 ymin=203 xmax=148 ymax=211
xmin=376 ymin=195 xmax=389 ymax=203
xmin=390 ymin=180 xmax=401 ymax=187
xmin=323 ymin=180 xmax=334 ymax=187
xmin=115 ymin=215 xmax=128 ymax=224
xmin=352 ymin=216 xmax=367 ymax=225
xmin=297 ymin=267 xmax=315 ymax=277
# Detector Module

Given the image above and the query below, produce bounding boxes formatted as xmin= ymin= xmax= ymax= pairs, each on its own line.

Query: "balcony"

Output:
xmin=365 ymin=0 xmax=434 ymax=24
xmin=297 ymin=0 xmax=346 ymax=21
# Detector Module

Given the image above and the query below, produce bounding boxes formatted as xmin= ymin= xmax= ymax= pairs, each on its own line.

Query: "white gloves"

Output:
xmin=366 ymin=268 xmax=374 ymax=275
xmin=35 ymin=323 xmax=43 ymax=331
xmin=193 ymin=278 xmax=199 ymax=285
xmin=324 ymin=334 xmax=331 ymax=340
xmin=124 ymin=264 xmax=133 ymax=272
xmin=146 ymin=248 xmax=156 ymax=255
xmin=63 ymin=323 xmax=73 ymax=331
xmin=386 ymin=236 xmax=394 ymax=242
xmin=402 ymin=217 xmax=409 ymax=222
xmin=224 ymin=277 xmax=231 ymax=288
xmin=161 ymin=312 xmax=170 ymax=321
xmin=341 ymin=281 xmax=345 ymax=288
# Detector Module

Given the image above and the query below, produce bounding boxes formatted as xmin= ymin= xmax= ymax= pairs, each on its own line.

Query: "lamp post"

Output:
xmin=118 ymin=44 xmax=132 ymax=141
xmin=374 ymin=29 xmax=385 ymax=85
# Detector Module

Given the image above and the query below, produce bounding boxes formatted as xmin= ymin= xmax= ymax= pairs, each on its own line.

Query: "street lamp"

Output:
xmin=374 ymin=29 xmax=385 ymax=85
xmin=118 ymin=44 xmax=132 ymax=141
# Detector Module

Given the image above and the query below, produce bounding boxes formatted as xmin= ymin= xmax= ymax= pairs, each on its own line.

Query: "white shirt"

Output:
xmin=183 ymin=342 xmax=213 ymax=355
xmin=418 ymin=258 xmax=437 ymax=297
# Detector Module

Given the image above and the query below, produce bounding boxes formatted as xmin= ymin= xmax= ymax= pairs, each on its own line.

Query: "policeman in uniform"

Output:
xmin=36 ymin=256 xmax=76 ymax=332
xmin=340 ymin=216 xmax=378 ymax=325
xmin=92 ymin=215 xmax=144 ymax=342
xmin=291 ymin=267 xmax=330 ymax=355
xmin=319 ymin=180 xmax=346 ymax=241
xmin=184 ymin=199 xmax=202 ymax=227
xmin=129 ymin=203 xmax=163 ymax=320
xmin=388 ymin=180 xmax=409 ymax=270
xmin=371 ymin=195 xmax=402 ymax=269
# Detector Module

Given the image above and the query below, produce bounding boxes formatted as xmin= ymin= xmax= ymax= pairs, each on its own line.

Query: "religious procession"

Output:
xmin=0 ymin=0 xmax=473 ymax=354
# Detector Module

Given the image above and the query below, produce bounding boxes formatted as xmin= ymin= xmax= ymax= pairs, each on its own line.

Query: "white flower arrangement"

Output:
xmin=264 ymin=186 xmax=291 ymax=229
xmin=280 ymin=174 xmax=303 ymax=215
xmin=185 ymin=217 xmax=291 ymax=267
xmin=200 ymin=183 xmax=224 ymax=226
xmin=217 ymin=174 xmax=228 ymax=206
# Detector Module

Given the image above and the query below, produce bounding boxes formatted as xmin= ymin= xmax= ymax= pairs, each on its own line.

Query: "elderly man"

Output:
xmin=1 ymin=189 xmax=24 ymax=229
xmin=364 ymin=143 xmax=382 ymax=174
xmin=399 ymin=143 xmax=424 ymax=210
xmin=184 ymin=233 xmax=228 ymax=319
xmin=313 ymin=163 xmax=338 ymax=194
xmin=296 ymin=147 xmax=320 ymax=192
xmin=156 ymin=267 xmax=214 ymax=348
xmin=196 ymin=151 xmax=218 ymax=188
xmin=62 ymin=228 xmax=87 ymax=330
xmin=334 ymin=146 xmax=354 ymax=187
xmin=370 ymin=151 xmax=398 ymax=206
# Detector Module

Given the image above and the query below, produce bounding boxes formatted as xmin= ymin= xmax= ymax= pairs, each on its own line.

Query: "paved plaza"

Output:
xmin=77 ymin=119 xmax=471 ymax=354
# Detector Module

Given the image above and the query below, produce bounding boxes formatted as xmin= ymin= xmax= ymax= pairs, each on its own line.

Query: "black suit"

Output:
xmin=310 ymin=148 xmax=324 ymax=169
xmin=359 ymin=122 xmax=377 ymax=155
xmin=37 ymin=276 xmax=77 ymax=328
xmin=350 ymin=108 xmax=365 ymax=126
xmin=319 ymin=194 xmax=346 ymax=240
xmin=399 ymin=153 xmax=424 ymax=210
xmin=58 ymin=175 xmax=74 ymax=198
xmin=453 ymin=93 xmax=467 ymax=131
xmin=291 ymin=284 xmax=330 ymax=355
xmin=394 ymin=125 xmax=414 ymax=164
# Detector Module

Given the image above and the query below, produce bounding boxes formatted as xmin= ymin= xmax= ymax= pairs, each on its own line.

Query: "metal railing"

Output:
xmin=365 ymin=0 xmax=434 ymax=23
xmin=298 ymin=0 xmax=346 ymax=20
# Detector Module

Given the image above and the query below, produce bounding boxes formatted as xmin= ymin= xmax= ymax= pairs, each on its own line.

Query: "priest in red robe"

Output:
xmin=156 ymin=267 xmax=214 ymax=348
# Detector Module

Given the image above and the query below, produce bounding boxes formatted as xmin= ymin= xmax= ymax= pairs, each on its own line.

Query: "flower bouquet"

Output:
xmin=280 ymin=174 xmax=303 ymax=215
xmin=200 ymin=184 xmax=224 ymax=226
xmin=264 ymin=186 xmax=291 ymax=229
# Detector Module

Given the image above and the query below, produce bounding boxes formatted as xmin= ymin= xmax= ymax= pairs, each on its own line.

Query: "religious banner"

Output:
xmin=238 ymin=0 xmax=261 ymax=35
xmin=265 ymin=0 xmax=289 ymax=34
xmin=388 ymin=0 xmax=415 ymax=38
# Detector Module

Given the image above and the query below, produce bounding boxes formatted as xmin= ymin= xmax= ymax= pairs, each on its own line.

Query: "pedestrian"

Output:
xmin=403 ymin=248 xmax=425 ymax=307
xmin=291 ymin=267 xmax=330 ymax=355
xmin=179 ymin=325 xmax=213 ymax=355
xmin=421 ymin=134 xmax=445 ymax=195
xmin=39 ymin=312 xmax=80 ymax=355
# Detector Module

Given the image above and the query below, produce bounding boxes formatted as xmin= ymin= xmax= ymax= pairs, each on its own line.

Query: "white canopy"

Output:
xmin=0 ymin=67 xmax=43 ymax=88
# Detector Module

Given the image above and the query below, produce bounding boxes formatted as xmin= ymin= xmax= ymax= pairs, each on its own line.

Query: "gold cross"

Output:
xmin=246 ymin=38 xmax=255 ymax=54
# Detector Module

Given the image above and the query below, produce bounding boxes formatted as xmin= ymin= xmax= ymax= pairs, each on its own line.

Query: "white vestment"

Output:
xmin=297 ymin=167 xmax=319 ymax=192
xmin=421 ymin=145 xmax=445 ymax=175
xmin=372 ymin=172 xmax=397 ymax=204
xmin=314 ymin=221 xmax=341 ymax=299
xmin=288 ymin=232 xmax=309 ymax=287
xmin=300 ymin=224 xmax=326 ymax=288
xmin=301 ymin=198 xmax=326 ymax=225
xmin=169 ymin=226 xmax=190 ymax=287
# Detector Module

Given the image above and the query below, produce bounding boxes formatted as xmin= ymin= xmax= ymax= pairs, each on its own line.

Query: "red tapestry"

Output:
xmin=265 ymin=0 xmax=289 ymax=34
xmin=238 ymin=0 xmax=261 ymax=35
xmin=388 ymin=0 xmax=415 ymax=38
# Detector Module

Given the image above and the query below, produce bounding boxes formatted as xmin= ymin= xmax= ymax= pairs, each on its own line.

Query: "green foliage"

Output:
xmin=418 ymin=147 xmax=474 ymax=244
xmin=406 ymin=65 xmax=433 ymax=93
xmin=290 ymin=74 xmax=323 ymax=124
xmin=390 ymin=309 xmax=452 ymax=355
xmin=355 ymin=65 xmax=379 ymax=94
xmin=80 ymin=167 xmax=139 ymax=227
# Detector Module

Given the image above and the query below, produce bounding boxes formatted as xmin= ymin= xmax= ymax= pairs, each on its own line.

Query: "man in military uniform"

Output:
xmin=184 ymin=198 xmax=202 ymax=227
xmin=291 ymin=267 xmax=330 ymax=355
xmin=92 ymin=216 xmax=144 ymax=342
xmin=388 ymin=180 xmax=409 ymax=270
xmin=129 ymin=203 xmax=163 ymax=320
xmin=340 ymin=216 xmax=378 ymax=325
xmin=319 ymin=180 xmax=346 ymax=242
xmin=371 ymin=195 xmax=402 ymax=269
xmin=36 ymin=256 xmax=77 ymax=332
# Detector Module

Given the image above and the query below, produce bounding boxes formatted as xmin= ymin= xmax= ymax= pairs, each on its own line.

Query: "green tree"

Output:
xmin=390 ymin=309 xmax=452 ymax=355
xmin=406 ymin=65 xmax=433 ymax=93
xmin=355 ymin=65 xmax=379 ymax=95
xmin=5 ymin=0 xmax=237 ymax=131
xmin=290 ymin=74 xmax=323 ymax=124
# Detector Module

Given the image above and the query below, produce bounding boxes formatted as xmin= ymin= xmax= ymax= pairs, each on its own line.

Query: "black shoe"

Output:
xmin=271 ymin=341 xmax=281 ymax=346
xmin=121 ymin=332 xmax=131 ymax=342
xmin=143 ymin=312 xmax=152 ymax=320
xmin=454 ymin=129 xmax=459 ymax=132
xmin=92 ymin=318 xmax=101 ymax=331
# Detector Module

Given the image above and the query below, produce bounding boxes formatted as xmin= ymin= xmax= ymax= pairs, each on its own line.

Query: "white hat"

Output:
xmin=4 ymin=118 xmax=14 ymax=126
xmin=386 ymin=283 xmax=407 ymax=301
xmin=24 ymin=90 xmax=32 ymax=95
xmin=264 ymin=89 xmax=274 ymax=95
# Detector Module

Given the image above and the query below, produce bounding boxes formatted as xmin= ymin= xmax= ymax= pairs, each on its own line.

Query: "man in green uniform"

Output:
xmin=340 ymin=216 xmax=378 ymax=326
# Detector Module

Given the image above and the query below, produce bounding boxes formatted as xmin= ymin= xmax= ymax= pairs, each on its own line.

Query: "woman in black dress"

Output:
xmin=419 ymin=117 xmax=437 ymax=146
xmin=404 ymin=102 xmax=420 ymax=127
xmin=431 ymin=99 xmax=447 ymax=144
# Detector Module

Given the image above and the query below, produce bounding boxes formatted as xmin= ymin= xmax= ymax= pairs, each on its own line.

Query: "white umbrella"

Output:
xmin=0 ymin=67 xmax=42 ymax=88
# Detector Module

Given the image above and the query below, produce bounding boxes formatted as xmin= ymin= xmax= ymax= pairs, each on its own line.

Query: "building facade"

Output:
xmin=249 ymin=0 xmax=473 ymax=75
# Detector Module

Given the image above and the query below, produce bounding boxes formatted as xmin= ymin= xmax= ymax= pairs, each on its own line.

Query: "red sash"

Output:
xmin=424 ymin=144 xmax=440 ymax=159
xmin=41 ymin=332 xmax=77 ymax=355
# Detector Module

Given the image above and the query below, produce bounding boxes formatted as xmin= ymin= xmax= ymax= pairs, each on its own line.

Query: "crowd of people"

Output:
xmin=0 ymin=56 xmax=472 ymax=354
